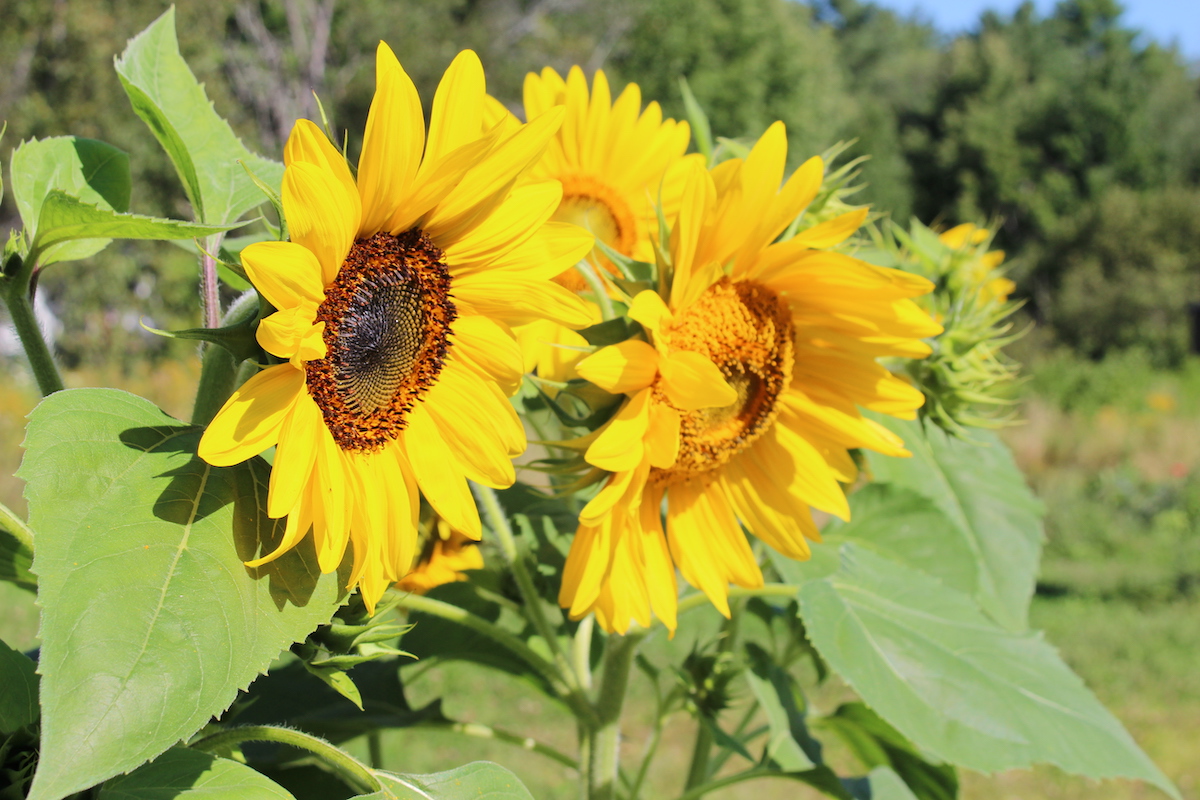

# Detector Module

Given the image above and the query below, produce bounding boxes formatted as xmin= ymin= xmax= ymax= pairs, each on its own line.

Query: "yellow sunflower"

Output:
xmin=559 ymin=123 xmax=943 ymax=633
xmin=938 ymin=222 xmax=1013 ymax=303
xmin=397 ymin=524 xmax=484 ymax=595
xmin=523 ymin=65 xmax=703 ymax=289
xmin=198 ymin=44 xmax=593 ymax=612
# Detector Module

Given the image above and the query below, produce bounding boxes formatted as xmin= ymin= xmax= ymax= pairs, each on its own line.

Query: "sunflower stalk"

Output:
xmin=1 ymin=253 xmax=65 ymax=396
xmin=199 ymin=232 xmax=226 ymax=329
xmin=189 ymin=725 xmax=378 ymax=795
xmin=587 ymin=629 xmax=646 ymax=800
xmin=472 ymin=482 xmax=590 ymax=699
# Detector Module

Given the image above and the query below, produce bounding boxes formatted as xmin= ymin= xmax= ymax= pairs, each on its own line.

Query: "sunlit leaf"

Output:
xmin=373 ymin=762 xmax=535 ymax=800
xmin=20 ymin=389 xmax=347 ymax=800
xmin=115 ymin=7 xmax=283 ymax=224
xmin=799 ymin=544 xmax=1178 ymax=799
xmin=0 ymin=502 xmax=35 ymax=592
xmin=864 ymin=415 xmax=1043 ymax=630
xmin=96 ymin=747 xmax=295 ymax=799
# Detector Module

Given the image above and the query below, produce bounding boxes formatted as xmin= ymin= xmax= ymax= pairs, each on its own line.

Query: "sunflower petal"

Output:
xmin=576 ymin=340 xmax=660 ymax=395
xmin=199 ymin=365 xmax=303 ymax=466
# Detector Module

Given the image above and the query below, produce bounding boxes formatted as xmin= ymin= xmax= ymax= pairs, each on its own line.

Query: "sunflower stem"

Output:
xmin=576 ymin=260 xmax=616 ymax=321
xmin=199 ymin=233 xmax=226 ymax=329
xmin=190 ymin=344 xmax=239 ymax=426
xmin=573 ymin=614 xmax=595 ymax=691
xmin=2 ymin=256 xmax=64 ymax=396
xmin=586 ymin=629 xmax=646 ymax=800
xmin=190 ymin=725 xmax=378 ymax=795
xmin=472 ymin=482 xmax=586 ymax=694
xmin=0 ymin=500 xmax=35 ymax=559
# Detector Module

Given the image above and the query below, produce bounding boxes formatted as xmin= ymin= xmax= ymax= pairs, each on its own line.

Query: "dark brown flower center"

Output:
xmin=652 ymin=278 xmax=793 ymax=482
xmin=305 ymin=230 xmax=455 ymax=452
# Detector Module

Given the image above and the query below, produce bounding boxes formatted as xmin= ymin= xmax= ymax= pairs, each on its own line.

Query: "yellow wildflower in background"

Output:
xmin=559 ymin=124 xmax=941 ymax=632
xmin=198 ymin=44 xmax=592 ymax=612
xmin=523 ymin=65 xmax=703 ymax=289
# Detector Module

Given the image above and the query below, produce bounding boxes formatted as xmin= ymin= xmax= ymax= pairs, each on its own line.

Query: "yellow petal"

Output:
xmin=575 ymin=340 xmax=660 ymax=395
xmin=404 ymin=405 xmax=483 ymax=540
xmin=586 ymin=389 xmax=651 ymax=473
xmin=240 ymin=241 xmax=325 ymax=310
xmin=422 ymin=364 xmax=522 ymax=488
xmin=357 ymin=42 xmax=424 ymax=236
xmin=659 ymin=350 xmax=736 ymax=410
xmin=788 ymin=208 xmax=869 ymax=250
xmin=199 ymin=365 xmax=303 ymax=466
xmin=451 ymin=314 xmax=524 ymax=396
xmin=282 ymin=161 xmax=359 ymax=286
xmin=257 ymin=305 xmax=324 ymax=361
xmin=454 ymin=276 xmax=592 ymax=328
xmin=424 ymin=50 xmax=486 ymax=169
xmin=645 ymin=402 xmax=681 ymax=468
xmin=628 ymin=290 xmax=673 ymax=338
xmin=267 ymin=393 xmax=323 ymax=518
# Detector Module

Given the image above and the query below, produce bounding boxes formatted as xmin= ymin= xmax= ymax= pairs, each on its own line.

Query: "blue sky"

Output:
xmin=869 ymin=0 xmax=1200 ymax=59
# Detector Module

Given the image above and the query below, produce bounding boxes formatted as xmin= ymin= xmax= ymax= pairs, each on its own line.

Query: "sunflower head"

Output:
xmin=559 ymin=123 xmax=942 ymax=632
xmin=523 ymin=65 xmax=703 ymax=288
xmin=862 ymin=219 xmax=1024 ymax=435
xmin=198 ymin=44 xmax=594 ymax=612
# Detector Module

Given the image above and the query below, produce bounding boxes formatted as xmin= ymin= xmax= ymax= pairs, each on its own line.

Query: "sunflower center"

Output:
xmin=652 ymin=278 xmax=794 ymax=481
xmin=305 ymin=230 xmax=456 ymax=452
xmin=553 ymin=174 xmax=639 ymax=290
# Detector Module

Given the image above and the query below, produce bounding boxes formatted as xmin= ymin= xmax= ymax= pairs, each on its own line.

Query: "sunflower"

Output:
xmin=523 ymin=65 xmax=703 ymax=289
xmin=397 ymin=523 xmax=484 ymax=595
xmin=198 ymin=44 xmax=593 ymax=612
xmin=558 ymin=123 xmax=943 ymax=633
xmin=938 ymin=222 xmax=1013 ymax=303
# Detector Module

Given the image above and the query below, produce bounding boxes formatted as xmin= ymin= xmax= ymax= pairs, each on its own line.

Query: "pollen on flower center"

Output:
xmin=653 ymin=278 xmax=794 ymax=480
xmin=306 ymin=230 xmax=456 ymax=452
xmin=553 ymin=174 xmax=638 ymax=290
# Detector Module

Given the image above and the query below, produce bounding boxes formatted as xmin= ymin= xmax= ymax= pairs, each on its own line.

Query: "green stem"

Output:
xmin=367 ymin=731 xmax=383 ymax=769
xmin=683 ymin=718 xmax=714 ymax=792
xmin=418 ymin=721 xmax=578 ymax=769
xmin=394 ymin=592 xmax=591 ymax=720
xmin=472 ymin=483 xmax=583 ymax=693
xmin=576 ymin=260 xmax=616 ymax=321
xmin=190 ymin=725 xmax=377 ymax=795
xmin=628 ymin=711 xmax=666 ymax=800
xmin=3 ymin=268 xmax=64 ymax=396
xmin=706 ymin=701 xmax=760 ymax=775
xmin=573 ymin=614 xmax=595 ymax=692
xmin=588 ymin=630 xmax=646 ymax=800
xmin=190 ymin=343 xmax=239 ymax=426
xmin=675 ymin=768 xmax=777 ymax=800
xmin=0 ymin=501 xmax=35 ymax=557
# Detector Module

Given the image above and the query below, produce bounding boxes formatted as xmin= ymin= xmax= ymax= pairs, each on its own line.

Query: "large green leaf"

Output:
xmin=845 ymin=767 xmax=921 ymax=800
xmin=19 ymin=389 xmax=347 ymax=800
xmin=373 ymin=762 xmax=535 ymax=800
xmin=864 ymin=416 xmax=1043 ymax=631
xmin=799 ymin=544 xmax=1178 ymax=798
xmin=115 ymin=8 xmax=283 ymax=224
xmin=0 ymin=639 xmax=38 ymax=735
xmin=743 ymin=642 xmax=820 ymax=772
xmin=32 ymin=191 xmax=237 ymax=254
xmin=0 ymin=503 xmax=35 ymax=592
xmin=824 ymin=484 xmax=976 ymax=597
xmin=10 ymin=136 xmax=130 ymax=265
xmin=96 ymin=747 xmax=295 ymax=799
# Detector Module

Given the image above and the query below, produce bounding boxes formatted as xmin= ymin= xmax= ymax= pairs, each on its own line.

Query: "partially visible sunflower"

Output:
xmin=397 ymin=521 xmax=484 ymax=595
xmin=523 ymin=66 xmax=703 ymax=289
xmin=559 ymin=123 xmax=942 ymax=632
xmin=938 ymin=222 xmax=1013 ymax=304
xmin=198 ymin=44 xmax=593 ymax=612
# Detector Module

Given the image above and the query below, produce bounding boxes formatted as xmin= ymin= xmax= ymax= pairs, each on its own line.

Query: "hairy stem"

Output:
xmin=200 ymin=233 xmax=226 ymax=329
xmin=3 ymin=265 xmax=64 ymax=396
xmin=190 ymin=725 xmax=377 ymax=794
xmin=588 ymin=630 xmax=646 ymax=800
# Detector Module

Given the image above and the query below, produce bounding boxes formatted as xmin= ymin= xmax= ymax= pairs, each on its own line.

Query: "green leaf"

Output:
xmin=824 ymin=484 xmax=977 ymax=597
xmin=10 ymin=136 xmax=131 ymax=265
xmin=96 ymin=747 xmax=295 ymax=799
xmin=115 ymin=8 xmax=284 ymax=224
xmin=19 ymin=388 xmax=347 ymax=800
xmin=843 ymin=767 xmax=921 ymax=800
xmin=373 ymin=762 xmax=535 ymax=800
xmin=0 ymin=639 xmax=38 ymax=735
xmin=678 ymin=76 xmax=714 ymax=162
xmin=743 ymin=642 xmax=820 ymax=771
xmin=799 ymin=544 xmax=1179 ymax=799
xmin=0 ymin=503 xmax=35 ymax=592
xmin=31 ymin=191 xmax=238 ymax=257
xmin=231 ymin=659 xmax=444 ymax=745
xmin=864 ymin=415 xmax=1043 ymax=631
xmin=819 ymin=703 xmax=957 ymax=800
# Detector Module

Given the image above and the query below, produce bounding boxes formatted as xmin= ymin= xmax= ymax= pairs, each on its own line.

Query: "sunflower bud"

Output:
xmin=863 ymin=219 xmax=1025 ymax=435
